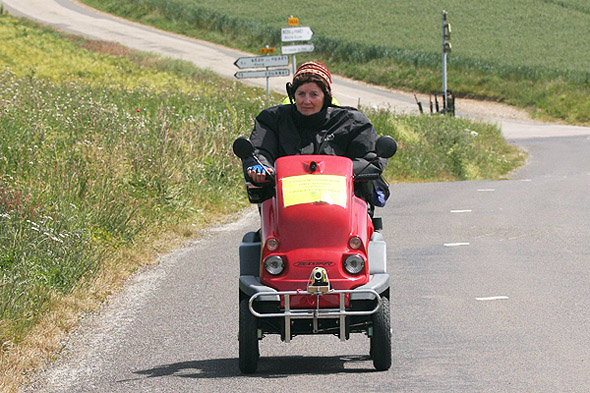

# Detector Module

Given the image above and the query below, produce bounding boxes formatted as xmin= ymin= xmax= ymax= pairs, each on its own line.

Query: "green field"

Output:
xmin=82 ymin=0 xmax=590 ymax=124
xmin=121 ymin=0 xmax=588 ymax=74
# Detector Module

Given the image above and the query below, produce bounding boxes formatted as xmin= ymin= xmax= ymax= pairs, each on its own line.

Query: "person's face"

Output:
xmin=295 ymin=82 xmax=325 ymax=116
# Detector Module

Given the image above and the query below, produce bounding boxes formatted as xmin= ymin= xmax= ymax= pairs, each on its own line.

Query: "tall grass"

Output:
xmin=80 ymin=0 xmax=590 ymax=124
xmin=367 ymin=108 xmax=524 ymax=182
xmin=0 ymin=69 xmax=269 ymax=342
xmin=0 ymin=15 xmax=270 ymax=345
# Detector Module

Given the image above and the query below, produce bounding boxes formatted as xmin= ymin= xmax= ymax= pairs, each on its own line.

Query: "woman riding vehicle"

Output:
xmin=242 ymin=61 xmax=389 ymax=207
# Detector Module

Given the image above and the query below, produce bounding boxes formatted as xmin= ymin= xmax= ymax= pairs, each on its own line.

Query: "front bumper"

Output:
xmin=239 ymin=273 xmax=389 ymax=342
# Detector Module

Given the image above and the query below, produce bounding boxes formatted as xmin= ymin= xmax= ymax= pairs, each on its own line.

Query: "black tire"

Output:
xmin=371 ymin=296 xmax=392 ymax=371
xmin=239 ymin=298 xmax=259 ymax=374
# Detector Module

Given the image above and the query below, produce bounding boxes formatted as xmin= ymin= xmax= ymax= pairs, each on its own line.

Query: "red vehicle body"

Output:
xmin=260 ymin=155 xmax=372 ymax=307
xmin=234 ymin=136 xmax=395 ymax=374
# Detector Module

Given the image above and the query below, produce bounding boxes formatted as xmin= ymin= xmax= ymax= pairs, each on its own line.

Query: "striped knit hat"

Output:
xmin=293 ymin=61 xmax=332 ymax=95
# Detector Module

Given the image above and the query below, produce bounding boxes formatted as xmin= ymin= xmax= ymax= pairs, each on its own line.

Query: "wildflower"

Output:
xmin=45 ymin=232 xmax=63 ymax=243
xmin=26 ymin=219 xmax=39 ymax=227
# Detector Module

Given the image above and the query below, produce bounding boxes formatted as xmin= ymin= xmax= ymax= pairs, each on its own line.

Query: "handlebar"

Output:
xmin=353 ymin=173 xmax=381 ymax=181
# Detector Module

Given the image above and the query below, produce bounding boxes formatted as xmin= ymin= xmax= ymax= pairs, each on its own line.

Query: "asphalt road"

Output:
xmin=4 ymin=1 xmax=590 ymax=392
xmin=23 ymin=136 xmax=590 ymax=393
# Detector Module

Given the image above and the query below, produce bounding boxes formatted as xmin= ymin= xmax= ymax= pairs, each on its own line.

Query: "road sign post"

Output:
xmin=281 ymin=20 xmax=314 ymax=74
xmin=233 ymin=55 xmax=289 ymax=69
xmin=441 ymin=10 xmax=452 ymax=114
xmin=280 ymin=26 xmax=314 ymax=42
xmin=235 ymin=48 xmax=287 ymax=98
xmin=233 ymin=51 xmax=290 ymax=101
xmin=234 ymin=69 xmax=290 ymax=79
xmin=281 ymin=44 xmax=315 ymax=55
xmin=281 ymin=16 xmax=314 ymax=75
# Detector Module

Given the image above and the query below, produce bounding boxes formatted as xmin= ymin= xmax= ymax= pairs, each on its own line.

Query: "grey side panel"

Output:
xmin=368 ymin=231 xmax=387 ymax=274
xmin=239 ymin=276 xmax=280 ymax=301
xmin=239 ymin=232 xmax=261 ymax=276
xmin=350 ymin=273 xmax=389 ymax=300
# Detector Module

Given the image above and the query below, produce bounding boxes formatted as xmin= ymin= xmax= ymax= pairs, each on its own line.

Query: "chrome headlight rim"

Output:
xmin=343 ymin=254 xmax=365 ymax=274
xmin=264 ymin=255 xmax=285 ymax=275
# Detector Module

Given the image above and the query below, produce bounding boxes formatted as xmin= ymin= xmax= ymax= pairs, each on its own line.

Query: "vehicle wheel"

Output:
xmin=370 ymin=296 xmax=391 ymax=371
xmin=239 ymin=298 xmax=259 ymax=374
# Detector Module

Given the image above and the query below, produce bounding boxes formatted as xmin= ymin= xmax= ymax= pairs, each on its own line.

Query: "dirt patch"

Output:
xmin=456 ymin=97 xmax=533 ymax=121
xmin=409 ymin=91 xmax=533 ymax=122
xmin=81 ymin=40 xmax=137 ymax=57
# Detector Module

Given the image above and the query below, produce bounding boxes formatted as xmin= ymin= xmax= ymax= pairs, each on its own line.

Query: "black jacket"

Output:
xmin=242 ymin=104 xmax=387 ymax=203
xmin=242 ymin=104 xmax=385 ymax=176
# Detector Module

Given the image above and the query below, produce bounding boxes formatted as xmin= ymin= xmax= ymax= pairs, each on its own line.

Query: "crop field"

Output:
xmin=83 ymin=0 xmax=590 ymax=124
xmin=85 ymin=0 xmax=590 ymax=78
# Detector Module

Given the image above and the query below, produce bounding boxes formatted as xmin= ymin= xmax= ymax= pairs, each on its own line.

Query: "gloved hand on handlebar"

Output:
xmin=247 ymin=164 xmax=274 ymax=184
xmin=248 ymin=164 xmax=269 ymax=174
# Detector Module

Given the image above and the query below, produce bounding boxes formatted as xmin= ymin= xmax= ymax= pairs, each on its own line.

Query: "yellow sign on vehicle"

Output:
xmin=281 ymin=174 xmax=347 ymax=208
xmin=288 ymin=17 xmax=299 ymax=26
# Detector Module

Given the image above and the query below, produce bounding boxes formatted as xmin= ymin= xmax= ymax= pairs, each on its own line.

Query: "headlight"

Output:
xmin=348 ymin=236 xmax=362 ymax=250
xmin=343 ymin=254 xmax=365 ymax=274
xmin=266 ymin=238 xmax=279 ymax=251
xmin=264 ymin=255 xmax=284 ymax=275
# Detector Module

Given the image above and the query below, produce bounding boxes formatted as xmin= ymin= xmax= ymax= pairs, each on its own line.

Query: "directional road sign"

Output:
xmin=281 ymin=44 xmax=315 ymax=55
xmin=281 ymin=26 xmax=314 ymax=42
xmin=234 ymin=68 xmax=290 ymax=79
xmin=233 ymin=55 xmax=289 ymax=69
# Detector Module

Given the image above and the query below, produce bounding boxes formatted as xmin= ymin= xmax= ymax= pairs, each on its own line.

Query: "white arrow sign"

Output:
xmin=281 ymin=44 xmax=315 ymax=55
xmin=234 ymin=55 xmax=289 ymax=69
xmin=281 ymin=26 xmax=314 ymax=42
xmin=234 ymin=68 xmax=290 ymax=79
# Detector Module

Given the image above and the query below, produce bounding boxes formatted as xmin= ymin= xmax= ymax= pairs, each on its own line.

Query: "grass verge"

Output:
xmin=0 ymin=14 xmax=524 ymax=392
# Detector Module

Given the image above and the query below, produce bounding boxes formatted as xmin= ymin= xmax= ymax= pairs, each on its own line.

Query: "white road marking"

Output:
xmin=507 ymin=235 xmax=527 ymax=241
xmin=476 ymin=296 xmax=509 ymax=301
xmin=450 ymin=209 xmax=472 ymax=213
xmin=444 ymin=242 xmax=470 ymax=247
xmin=477 ymin=189 xmax=495 ymax=192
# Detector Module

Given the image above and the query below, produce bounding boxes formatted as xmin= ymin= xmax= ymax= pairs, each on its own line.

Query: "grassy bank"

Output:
xmin=80 ymin=0 xmax=590 ymax=125
xmin=0 ymin=14 xmax=523 ymax=391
